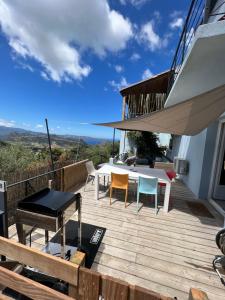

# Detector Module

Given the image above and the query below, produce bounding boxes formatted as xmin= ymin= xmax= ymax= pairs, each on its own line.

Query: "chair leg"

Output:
xmin=125 ymin=188 xmax=128 ymax=208
xmin=137 ymin=191 xmax=140 ymax=213
xmin=110 ymin=187 xmax=113 ymax=205
xmin=155 ymin=193 xmax=158 ymax=215
xmin=84 ymin=175 xmax=89 ymax=191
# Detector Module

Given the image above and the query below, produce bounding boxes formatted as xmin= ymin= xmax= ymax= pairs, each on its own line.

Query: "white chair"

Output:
xmin=84 ymin=161 xmax=97 ymax=191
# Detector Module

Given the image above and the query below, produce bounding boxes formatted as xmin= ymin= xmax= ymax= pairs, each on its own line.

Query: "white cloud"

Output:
xmin=41 ymin=71 xmax=50 ymax=81
xmin=16 ymin=62 xmax=34 ymax=72
xmin=139 ymin=21 xmax=168 ymax=51
xmin=36 ymin=124 xmax=44 ymax=129
xmin=170 ymin=10 xmax=182 ymax=18
xmin=130 ymin=52 xmax=141 ymax=61
xmin=109 ymin=77 xmax=129 ymax=91
xmin=79 ymin=122 xmax=89 ymax=125
xmin=120 ymin=0 xmax=150 ymax=7
xmin=0 ymin=119 xmax=16 ymax=127
xmin=142 ymin=68 xmax=153 ymax=80
xmin=169 ymin=17 xmax=184 ymax=30
xmin=0 ymin=0 xmax=133 ymax=83
xmin=115 ymin=65 xmax=124 ymax=73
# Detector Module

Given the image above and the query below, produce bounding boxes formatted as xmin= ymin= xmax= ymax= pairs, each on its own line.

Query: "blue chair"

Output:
xmin=137 ymin=176 xmax=158 ymax=214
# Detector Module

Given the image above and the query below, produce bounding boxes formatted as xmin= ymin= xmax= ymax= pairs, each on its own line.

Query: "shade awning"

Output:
xmin=95 ymin=84 xmax=225 ymax=136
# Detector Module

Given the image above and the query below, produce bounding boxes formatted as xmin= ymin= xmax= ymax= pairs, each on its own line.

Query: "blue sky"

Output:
xmin=0 ymin=0 xmax=189 ymax=139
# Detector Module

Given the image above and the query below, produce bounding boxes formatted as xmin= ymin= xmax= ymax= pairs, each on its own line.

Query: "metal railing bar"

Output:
xmin=209 ymin=11 xmax=225 ymax=16
xmin=7 ymin=167 xmax=63 ymax=188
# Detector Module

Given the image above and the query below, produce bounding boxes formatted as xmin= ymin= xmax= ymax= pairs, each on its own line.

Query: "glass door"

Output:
xmin=213 ymin=124 xmax=225 ymax=200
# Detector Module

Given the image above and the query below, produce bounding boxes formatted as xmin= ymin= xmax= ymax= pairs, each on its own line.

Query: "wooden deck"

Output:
xmin=9 ymin=179 xmax=225 ymax=300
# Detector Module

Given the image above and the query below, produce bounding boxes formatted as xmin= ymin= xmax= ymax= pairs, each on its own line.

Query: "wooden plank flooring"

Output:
xmin=8 ymin=179 xmax=225 ymax=300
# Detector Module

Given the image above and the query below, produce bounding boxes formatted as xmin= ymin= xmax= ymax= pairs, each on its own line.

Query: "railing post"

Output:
xmin=0 ymin=181 xmax=8 ymax=261
xmin=189 ymin=288 xmax=209 ymax=300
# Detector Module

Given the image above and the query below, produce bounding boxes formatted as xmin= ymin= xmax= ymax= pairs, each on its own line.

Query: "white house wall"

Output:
xmin=170 ymin=121 xmax=219 ymax=199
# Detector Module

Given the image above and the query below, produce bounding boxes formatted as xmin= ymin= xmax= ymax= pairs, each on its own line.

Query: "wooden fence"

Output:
xmin=0 ymin=237 xmax=208 ymax=300
xmin=4 ymin=160 xmax=88 ymax=225
xmin=61 ymin=159 xmax=88 ymax=192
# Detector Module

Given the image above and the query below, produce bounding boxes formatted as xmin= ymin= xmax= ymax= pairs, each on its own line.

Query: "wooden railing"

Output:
xmin=61 ymin=159 xmax=88 ymax=192
xmin=0 ymin=237 xmax=209 ymax=300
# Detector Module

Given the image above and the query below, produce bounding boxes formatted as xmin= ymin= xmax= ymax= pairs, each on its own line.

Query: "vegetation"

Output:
xmin=0 ymin=139 xmax=119 ymax=181
xmin=127 ymin=131 xmax=165 ymax=160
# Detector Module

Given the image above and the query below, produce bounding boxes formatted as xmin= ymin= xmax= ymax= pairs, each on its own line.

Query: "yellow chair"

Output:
xmin=110 ymin=173 xmax=129 ymax=207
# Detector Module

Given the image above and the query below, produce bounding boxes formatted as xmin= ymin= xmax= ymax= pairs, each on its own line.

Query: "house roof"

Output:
xmin=120 ymin=70 xmax=171 ymax=97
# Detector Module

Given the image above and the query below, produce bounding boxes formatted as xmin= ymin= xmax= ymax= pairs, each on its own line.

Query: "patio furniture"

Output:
xmin=15 ymin=188 xmax=82 ymax=259
xmin=84 ymin=161 xmax=97 ymax=191
xmin=95 ymin=164 xmax=171 ymax=213
xmin=110 ymin=173 xmax=129 ymax=207
xmin=137 ymin=176 xmax=158 ymax=214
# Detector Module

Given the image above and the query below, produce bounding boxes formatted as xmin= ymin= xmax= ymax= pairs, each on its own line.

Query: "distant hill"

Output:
xmin=0 ymin=125 xmax=112 ymax=147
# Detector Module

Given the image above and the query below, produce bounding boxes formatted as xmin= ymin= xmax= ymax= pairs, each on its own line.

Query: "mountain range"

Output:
xmin=0 ymin=125 xmax=112 ymax=146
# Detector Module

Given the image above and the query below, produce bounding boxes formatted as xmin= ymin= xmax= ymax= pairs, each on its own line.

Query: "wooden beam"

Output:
xmin=0 ymin=294 xmax=13 ymax=300
xmin=70 ymin=251 xmax=85 ymax=267
xmin=0 ymin=236 xmax=78 ymax=286
xmin=0 ymin=266 xmax=74 ymax=300
xmin=189 ymin=288 xmax=209 ymax=300
xmin=122 ymin=96 xmax=126 ymax=120
xmin=16 ymin=209 xmax=58 ymax=232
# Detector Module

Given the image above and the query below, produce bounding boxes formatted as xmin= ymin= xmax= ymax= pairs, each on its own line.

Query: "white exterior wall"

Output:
xmin=166 ymin=0 xmax=225 ymax=199
xmin=177 ymin=131 xmax=207 ymax=197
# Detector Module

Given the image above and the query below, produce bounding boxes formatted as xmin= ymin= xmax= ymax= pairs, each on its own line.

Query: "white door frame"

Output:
xmin=208 ymin=116 xmax=225 ymax=200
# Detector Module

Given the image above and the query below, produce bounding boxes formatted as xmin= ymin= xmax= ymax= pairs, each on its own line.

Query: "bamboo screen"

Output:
xmin=125 ymin=93 xmax=167 ymax=119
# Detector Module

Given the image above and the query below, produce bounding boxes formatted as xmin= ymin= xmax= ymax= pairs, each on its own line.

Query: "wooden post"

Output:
xmin=189 ymin=288 xmax=209 ymax=300
xmin=0 ymin=181 xmax=8 ymax=261
xmin=48 ymin=179 xmax=53 ymax=189
xmin=122 ymin=96 xmax=126 ymax=120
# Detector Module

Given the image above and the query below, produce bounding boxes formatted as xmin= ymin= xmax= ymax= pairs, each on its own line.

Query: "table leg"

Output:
xmin=60 ymin=213 xmax=65 ymax=259
xmin=164 ymin=182 xmax=171 ymax=213
xmin=95 ymin=174 xmax=99 ymax=200
xmin=45 ymin=230 xmax=49 ymax=245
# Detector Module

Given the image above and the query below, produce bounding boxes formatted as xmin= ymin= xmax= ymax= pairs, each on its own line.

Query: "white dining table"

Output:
xmin=95 ymin=164 xmax=171 ymax=213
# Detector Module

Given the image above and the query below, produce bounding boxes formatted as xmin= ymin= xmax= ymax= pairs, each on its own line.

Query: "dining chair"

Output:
xmin=137 ymin=176 xmax=158 ymax=214
xmin=84 ymin=161 xmax=97 ymax=191
xmin=110 ymin=173 xmax=129 ymax=207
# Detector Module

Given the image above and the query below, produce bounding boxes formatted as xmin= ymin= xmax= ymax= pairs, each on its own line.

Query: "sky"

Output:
xmin=0 ymin=0 xmax=190 ymax=139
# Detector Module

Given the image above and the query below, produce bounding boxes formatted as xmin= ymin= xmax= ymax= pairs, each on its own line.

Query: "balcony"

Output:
xmin=5 ymin=160 xmax=225 ymax=300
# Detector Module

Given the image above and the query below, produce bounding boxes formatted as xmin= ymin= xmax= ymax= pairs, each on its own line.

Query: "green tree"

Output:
xmin=127 ymin=131 xmax=164 ymax=160
xmin=0 ymin=143 xmax=38 ymax=176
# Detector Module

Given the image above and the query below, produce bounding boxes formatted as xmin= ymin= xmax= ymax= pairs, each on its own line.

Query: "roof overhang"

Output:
xmin=95 ymin=84 xmax=225 ymax=136
xmin=120 ymin=70 xmax=171 ymax=97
